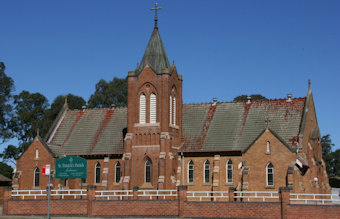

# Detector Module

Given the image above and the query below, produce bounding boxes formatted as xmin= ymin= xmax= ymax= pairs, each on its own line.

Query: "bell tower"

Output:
xmin=123 ymin=3 xmax=183 ymax=190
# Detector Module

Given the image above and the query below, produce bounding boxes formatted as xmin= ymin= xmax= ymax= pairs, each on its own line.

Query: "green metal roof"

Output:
xmin=136 ymin=27 xmax=170 ymax=75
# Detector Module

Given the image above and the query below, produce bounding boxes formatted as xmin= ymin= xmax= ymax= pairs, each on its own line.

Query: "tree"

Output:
xmin=40 ymin=94 xmax=85 ymax=138
xmin=321 ymin=134 xmax=340 ymax=177
xmin=233 ymin=94 xmax=267 ymax=102
xmin=0 ymin=161 xmax=13 ymax=179
xmin=10 ymin=91 xmax=49 ymax=143
xmin=0 ymin=62 xmax=14 ymax=143
xmin=88 ymin=77 xmax=127 ymax=108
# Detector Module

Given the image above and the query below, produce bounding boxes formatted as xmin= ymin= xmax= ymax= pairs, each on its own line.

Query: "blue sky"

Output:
xmin=1 ymin=0 xmax=339 ymax=150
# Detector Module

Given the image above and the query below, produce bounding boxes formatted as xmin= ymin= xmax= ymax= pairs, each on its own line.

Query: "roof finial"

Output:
xmin=36 ymin=128 xmax=40 ymax=138
xmin=265 ymin=117 xmax=271 ymax=130
xmin=151 ymin=2 xmax=162 ymax=28
xmin=308 ymin=79 xmax=311 ymax=89
xmin=64 ymin=95 xmax=68 ymax=107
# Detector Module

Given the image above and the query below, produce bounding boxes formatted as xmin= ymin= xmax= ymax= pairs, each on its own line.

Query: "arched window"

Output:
xmin=34 ymin=167 xmax=40 ymax=187
xmin=95 ymin=162 xmax=101 ymax=184
xmin=139 ymin=94 xmax=146 ymax=124
xmin=150 ymin=93 xmax=157 ymax=123
xmin=115 ymin=162 xmax=121 ymax=183
xmin=169 ymin=96 xmax=172 ymax=125
xmin=173 ymin=96 xmax=176 ymax=125
xmin=204 ymin=160 xmax=210 ymax=183
xmin=188 ymin=160 xmax=194 ymax=183
xmin=266 ymin=163 xmax=274 ymax=186
xmin=266 ymin=141 xmax=271 ymax=153
xmin=145 ymin=160 xmax=151 ymax=183
xmin=227 ymin=160 xmax=233 ymax=183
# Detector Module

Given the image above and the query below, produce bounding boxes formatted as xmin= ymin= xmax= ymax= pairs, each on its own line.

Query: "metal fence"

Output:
xmin=95 ymin=190 xmax=133 ymax=200
xmin=12 ymin=189 xmax=87 ymax=200
xmin=290 ymin=193 xmax=340 ymax=205
xmin=186 ymin=191 xmax=229 ymax=201
xmin=234 ymin=191 xmax=279 ymax=202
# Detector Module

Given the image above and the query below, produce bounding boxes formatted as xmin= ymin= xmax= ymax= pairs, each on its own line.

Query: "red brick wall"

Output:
xmin=7 ymin=199 xmax=87 ymax=216
xmin=182 ymin=201 xmax=281 ymax=219
xmin=92 ymin=200 xmax=178 ymax=216
xmin=287 ymin=204 xmax=340 ymax=219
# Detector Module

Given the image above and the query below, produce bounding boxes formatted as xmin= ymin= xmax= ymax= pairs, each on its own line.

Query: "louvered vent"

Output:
xmin=169 ymin=96 xmax=172 ymax=125
xmin=173 ymin=96 xmax=176 ymax=125
xmin=139 ymin=94 xmax=146 ymax=124
xmin=150 ymin=93 xmax=157 ymax=123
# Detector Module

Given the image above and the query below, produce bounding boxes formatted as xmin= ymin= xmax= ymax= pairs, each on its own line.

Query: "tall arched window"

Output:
xmin=173 ymin=96 xmax=176 ymax=125
xmin=266 ymin=163 xmax=274 ymax=186
xmin=204 ymin=160 xmax=210 ymax=183
xmin=188 ymin=160 xmax=194 ymax=183
xmin=95 ymin=162 xmax=101 ymax=184
xmin=227 ymin=160 xmax=233 ymax=183
xmin=115 ymin=162 xmax=121 ymax=183
xmin=150 ymin=93 xmax=157 ymax=123
xmin=34 ymin=167 xmax=40 ymax=187
xmin=145 ymin=160 xmax=151 ymax=183
xmin=169 ymin=96 xmax=172 ymax=125
xmin=139 ymin=94 xmax=146 ymax=124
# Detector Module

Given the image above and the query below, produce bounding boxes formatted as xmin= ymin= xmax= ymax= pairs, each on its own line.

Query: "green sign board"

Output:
xmin=55 ymin=156 xmax=87 ymax=179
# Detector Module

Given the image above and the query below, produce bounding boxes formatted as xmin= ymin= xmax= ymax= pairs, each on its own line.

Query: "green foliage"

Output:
xmin=10 ymin=91 xmax=49 ymax=143
xmin=233 ymin=94 xmax=267 ymax=102
xmin=88 ymin=77 xmax=127 ymax=108
xmin=0 ymin=62 xmax=14 ymax=143
xmin=0 ymin=161 xmax=13 ymax=179
xmin=321 ymin=134 xmax=339 ymax=177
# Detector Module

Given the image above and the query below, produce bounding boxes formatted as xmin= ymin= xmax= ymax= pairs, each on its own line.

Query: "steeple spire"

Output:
xmin=151 ymin=2 xmax=162 ymax=28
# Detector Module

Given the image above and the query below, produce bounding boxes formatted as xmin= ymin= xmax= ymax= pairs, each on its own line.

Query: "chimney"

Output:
xmin=247 ymin=96 xmax=251 ymax=104
xmin=111 ymin=104 xmax=116 ymax=109
xmin=82 ymin=105 xmax=87 ymax=111
xmin=287 ymin=94 xmax=292 ymax=102
xmin=212 ymin=97 xmax=218 ymax=106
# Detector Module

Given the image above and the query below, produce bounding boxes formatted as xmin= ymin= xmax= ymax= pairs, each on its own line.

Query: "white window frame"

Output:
xmin=34 ymin=167 xmax=40 ymax=187
xmin=188 ymin=160 xmax=194 ymax=184
xmin=95 ymin=162 xmax=101 ymax=184
xmin=204 ymin=160 xmax=210 ymax=183
xmin=139 ymin=94 xmax=146 ymax=124
xmin=145 ymin=160 xmax=151 ymax=183
xmin=227 ymin=160 xmax=233 ymax=183
xmin=266 ymin=162 xmax=274 ymax=186
xmin=115 ymin=161 xmax=121 ymax=183
xmin=266 ymin=141 xmax=271 ymax=153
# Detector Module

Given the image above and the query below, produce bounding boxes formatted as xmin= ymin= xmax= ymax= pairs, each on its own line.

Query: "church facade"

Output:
xmin=12 ymin=21 xmax=330 ymax=195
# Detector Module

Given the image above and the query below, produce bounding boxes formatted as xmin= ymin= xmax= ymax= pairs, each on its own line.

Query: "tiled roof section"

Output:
xmin=136 ymin=27 xmax=170 ymax=75
xmin=48 ymin=108 xmax=126 ymax=156
xmin=182 ymin=98 xmax=306 ymax=152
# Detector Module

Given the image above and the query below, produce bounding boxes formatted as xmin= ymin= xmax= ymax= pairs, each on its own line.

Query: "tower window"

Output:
xmin=139 ymin=94 xmax=146 ymax=124
xmin=227 ymin=160 xmax=233 ymax=183
xmin=173 ymin=96 xmax=176 ymax=125
xmin=204 ymin=160 xmax=210 ymax=183
xmin=145 ymin=160 xmax=151 ymax=183
xmin=188 ymin=160 xmax=194 ymax=183
xmin=115 ymin=162 xmax=121 ymax=183
xmin=169 ymin=96 xmax=172 ymax=125
xmin=266 ymin=163 xmax=274 ymax=186
xmin=150 ymin=93 xmax=157 ymax=123
xmin=95 ymin=162 xmax=101 ymax=184
xmin=34 ymin=167 xmax=40 ymax=187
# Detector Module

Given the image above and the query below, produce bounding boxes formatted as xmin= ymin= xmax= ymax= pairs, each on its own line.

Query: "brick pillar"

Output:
xmin=279 ymin=187 xmax=291 ymax=219
xmin=2 ymin=186 xmax=11 ymax=216
xmin=213 ymin=155 xmax=220 ymax=191
xmin=87 ymin=185 xmax=96 ymax=217
xmin=133 ymin=186 xmax=139 ymax=200
xmin=178 ymin=185 xmax=187 ymax=218
xmin=229 ymin=187 xmax=235 ymax=202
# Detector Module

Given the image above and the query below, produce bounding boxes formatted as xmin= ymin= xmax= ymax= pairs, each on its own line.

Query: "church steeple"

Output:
xmin=136 ymin=2 xmax=170 ymax=75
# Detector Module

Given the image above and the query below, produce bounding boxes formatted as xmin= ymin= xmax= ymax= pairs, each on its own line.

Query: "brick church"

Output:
xmin=12 ymin=10 xmax=330 ymax=195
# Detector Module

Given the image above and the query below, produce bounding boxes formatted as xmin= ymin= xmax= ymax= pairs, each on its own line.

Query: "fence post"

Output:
xmin=87 ymin=185 xmax=96 ymax=217
xmin=133 ymin=186 xmax=139 ymax=200
xmin=229 ymin=187 xmax=235 ymax=202
xmin=2 ymin=186 xmax=12 ymax=216
xmin=279 ymin=187 xmax=291 ymax=219
xmin=178 ymin=185 xmax=187 ymax=218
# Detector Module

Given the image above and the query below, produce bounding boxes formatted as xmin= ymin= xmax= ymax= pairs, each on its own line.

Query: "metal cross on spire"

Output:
xmin=151 ymin=2 xmax=162 ymax=28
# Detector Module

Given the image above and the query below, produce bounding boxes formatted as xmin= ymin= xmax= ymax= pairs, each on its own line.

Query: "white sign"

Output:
xmin=42 ymin=164 xmax=51 ymax=175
